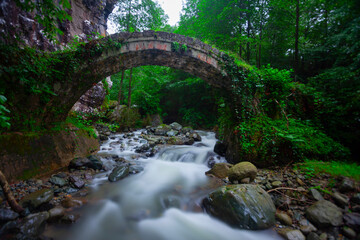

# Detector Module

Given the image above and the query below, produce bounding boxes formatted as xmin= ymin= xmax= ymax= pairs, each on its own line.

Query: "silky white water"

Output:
xmin=49 ymin=130 xmax=281 ymax=240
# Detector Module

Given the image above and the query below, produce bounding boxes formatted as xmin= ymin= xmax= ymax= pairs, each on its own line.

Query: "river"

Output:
xmin=46 ymin=130 xmax=281 ymax=240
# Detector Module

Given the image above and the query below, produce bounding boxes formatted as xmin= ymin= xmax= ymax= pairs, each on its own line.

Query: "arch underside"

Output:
xmin=46 ymin=48 xmax=231 ymax=124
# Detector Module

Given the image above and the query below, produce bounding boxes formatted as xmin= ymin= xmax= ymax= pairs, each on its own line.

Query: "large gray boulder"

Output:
xmin=108 ymin=164 xmax=130 ymax=182
xmin=228 ymin=161 xmax=257 ymax=182
xmin=20 ymin=189 xmax=54 ymax=210
xmin=202 ymin=184 xmax=276 ymax=230
xmin=306 ymin=200 xmax=343 ymax=228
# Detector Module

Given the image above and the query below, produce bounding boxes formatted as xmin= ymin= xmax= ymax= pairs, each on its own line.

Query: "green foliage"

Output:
xmin=295 ymin=159 xmax=360 ymax=181
xmin=0 ymin=95 xmax=10 ymax=130
xmin=64 ymin=112 xmax=97 ymax=138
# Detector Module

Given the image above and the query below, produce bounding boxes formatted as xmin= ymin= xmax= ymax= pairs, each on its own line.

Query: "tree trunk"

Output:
xmin=127 ymin=68 xmax=133 ymax=108
xmin=246 ymin=7 xmax=251 ymax=62
xmin=118 ymin=69 xmax=125 ymax=104
xmin=294 ymin=0 xmax=300 ymax=78
xmin=0 ymin=170 xmax=24 ymax=213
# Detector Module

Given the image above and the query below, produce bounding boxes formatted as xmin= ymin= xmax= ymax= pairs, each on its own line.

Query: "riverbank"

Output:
xmin=0 ymin=125 xmax=359 ymax=240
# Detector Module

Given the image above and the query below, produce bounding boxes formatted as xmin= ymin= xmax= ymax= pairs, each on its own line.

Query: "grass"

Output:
xmin=295 ymin=159 xmax=360 ymax=181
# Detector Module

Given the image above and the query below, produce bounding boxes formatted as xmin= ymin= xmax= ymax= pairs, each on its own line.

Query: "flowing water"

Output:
xmin=47 ymin=130 xmax=281 ymax=240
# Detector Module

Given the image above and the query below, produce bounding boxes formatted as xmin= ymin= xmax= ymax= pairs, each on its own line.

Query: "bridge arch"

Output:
xmin=46 ymin=31 xmax=232 ymax=125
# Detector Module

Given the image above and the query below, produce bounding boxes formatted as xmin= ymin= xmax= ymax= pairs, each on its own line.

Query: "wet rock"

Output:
xmin=332 ymin=192 xmax=349 ymax=207
xmin=87 ymin=155 xmax=104 ymax=170
xmin=69 ymin=176 xmax=85 ymax=189
xmin=69 ymin=157 xmax=92 ymax=170
xmin=20 ymin=189 xmax=54 ymax=210
xmin=129 ymin=164 xmax=144 ymax=174
xmin=214 ymin=141 xmax=227 ymax=157
xmin=272 ymin=181 xmax=282 ymax=188
xmin=351 ymin=193 xmax=360 ymax=205
xmin=49 ymin=176 xmax=67 ymax=187
xmin=0 ymin=209 xmax=19 ymax=222
xmin=342 ymin=227 xmax=356 ymax=239
xmin=339 ymin=178 xmax=355 ymax=193
xmin=202 ymin=184 xmax=276 ymax=230
xmin=61 ymin=213 xmax=80 ymax=224
xmin=299 ymin=219 xmax=317 ymax=235
xmin=306 ymin=200 xmax=343 ymax=228
xmin=61 ymin=198 xmax=84 ymax=209
xmin=135 ymin=144 xmax=150 ymax=153
xmin=181 ymin=127 xmax=194 ymax=134
xmin=307 ymin=232 xmax=321 ymax=240
xmin=277 ymin=228 xmax=305 ymax=240
xmin=48 ymin=206 xmax=65 ymax=222
xmin=166 ymin=130 xmax=178 ymax=137
xmin=276 ymin=210 xmax=293 ymax=226
xmin=205 ymin=163 xmax=233 ymax=179
xmin=228 ymin=162 xmax=257 ymax=183
xmin=63 ymin=187 xmax=79 ymax=194
xmin=169 ymin=122 xmax=182 ymax=131
xmin=190 ymin=132 xmax=202 ymax=141
xmin=20 ymin=212 xmax=49 ymax=237
xmin=183 ymin=137 xmax=195 ymax=145
xmin=343 ymin=212 xmax=360 ymax=229
xmin=310 ymin=188 xmax=324 ymax=201
xmin=108 ymin=164 xmax=130 ymax=182
xmin=154 ymin=125 xmax=171 ymax=135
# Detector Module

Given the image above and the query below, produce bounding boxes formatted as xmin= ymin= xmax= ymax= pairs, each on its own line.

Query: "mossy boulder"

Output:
xmin=20 ymin=189 xmax=54 ymax=210
xmin=108 ymin=164 xmax=130 ymax=182
xmin=228 ymin=161 xmax=257 ymax=182
xmin=202 ymin=184 xmax=276 ymax=230
xmin=205 ymin=163 xmax=233 ymax=179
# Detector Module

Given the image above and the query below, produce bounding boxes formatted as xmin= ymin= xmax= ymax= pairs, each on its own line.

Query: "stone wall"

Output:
xmin=0 ymin=0 xmax=116 ymax=50
xmin=0 ymin=129 xmax=99 ymax=182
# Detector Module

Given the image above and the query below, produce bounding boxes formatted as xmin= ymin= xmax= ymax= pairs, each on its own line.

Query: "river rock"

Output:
xmin=344 ymin=212 xmax=360 ymax=229
xmin=69 ymin=157 xmax=92 ymax=170
xmin=20 ymin=189 xmax=54 ymax=210
xmin=214 ymin=141 xmax=227 ymax=156
xmin=332 ymin=192 xmax=349 ymax=207
xmin=228 ymin=162 xmax=257 ymax=182
xmin=69 ymin=176 xmax=85 ymax=189
xmin=276 ymin=210 xmax=293 ymax=226
xmin=181 ymin=127 xmax=194 ymax=134
xmin=87 ymin=155 xmax=104 ymax=170
xmin=0 ymin=209 xmax=19 ymax=222
xmin=108 ymin=164 xmax=130 ymax=182
xmin=166 ymin=130 xmax=178 ymax=137
xmin=277 ymin=228 xmax=305 ymax=240
xmin=202 ymin=184 xmax=276 ymax=230
xmin=307 ymin=232 xmax=321 ymax=240
xmin=49 ymin=176 xmax=67 ymax=187
xmin=299 ymin=218 xmax=317 ymax=235
xmin=306 ymin=200 xmax=343 ymax=228
xmin=190 ymin=132 xmax=202 ymax=141
xmin=170 ymin=122 xmax=182 ymax=131
xmin=48 ymin=206 xmax=65 ymax=222
xmin=342 ymin=227 xmax=357 ymax=239
xmin=351 ymin=193 xmax=360 ymax=205
xmin=19 ymin=212 xmax=49 ymax=237
xmin=310 ymin=188 xmax=324 ymax=201
xmin=205 ymin=163 xmax=233 ymax=179
xmin=61 ymin=198 xmax=84 ymax=209
xmin=154 ymin=125 xmax=171 ymax=135
xmin=339 ymin=177 xmax=355 ymax=193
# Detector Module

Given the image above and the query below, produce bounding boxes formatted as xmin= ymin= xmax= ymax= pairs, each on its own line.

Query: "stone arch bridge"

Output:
xmin=15 ymin=31 xmax=233 ymax=128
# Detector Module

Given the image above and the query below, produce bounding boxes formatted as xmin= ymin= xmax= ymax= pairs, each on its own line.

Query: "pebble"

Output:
xmin=310 ymin=188 xmax=324 ymax=201
xmin=276 ymin=210 xmax=293 ymax=226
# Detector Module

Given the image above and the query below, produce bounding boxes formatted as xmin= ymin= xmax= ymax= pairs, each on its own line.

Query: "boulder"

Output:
xmin=202 ymin=184 xmax=276 ymax=230
xmin=154 ymin=125 xmax=171 ymax=136
xmin=277 ymin=228 xmax=305 ymax=240
xmin=343 ymin=212 xmax=360 ymax=229
xmin=0 ymin=209 xmax=19 ymax=222
xmin=48 ymin=206 xmax=65 ymax=222
xmin=166 ymin=130 xmax=178 ymax=137
xmin=69 ymin=176 xmax=85 ymax=189
xmin=87 ymin=155 xmax=104 ymax=170
xmin=181 ymin=127 xmax=194 ymax=134
xmin=190 ymin=132 xmax=202 ymax=142
xmin=306 ymin=200 xmax=343 ymax=228
xmin=49 ymin=176 xmax=67 ymax=187
xmin=332 ymin=192 xmax=349 ymax=207
xmin=108 ymin=164 xmax=130 ymax=182
xmin=169 ymin=122 xmax=182 ymax=131
xmin=339 ymin=178 xmax=355 ymax=193
xmin=276 ymin=210 xmax=293 ymax=226
xmin=69 ymin=157 xmax=92 ymax=170
xmin=214 ymin=141 xmax=227 ymax=156
xmin=20 ymin=189 xmax=54 ymax=210
xmin=61 ymin=198 xmax=85 ymax=209
xmin=299 ymin=219 xmax=317 ymax=235
xmin=205 ymin=163 xmax=233 ymax=179
xmin=19 ymin=212 xmax=49 ymax=237
xmin=228 ymin=161 xmax=257 ymax=182
xmin=108 ymin=105 xmax=127 ymax=123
